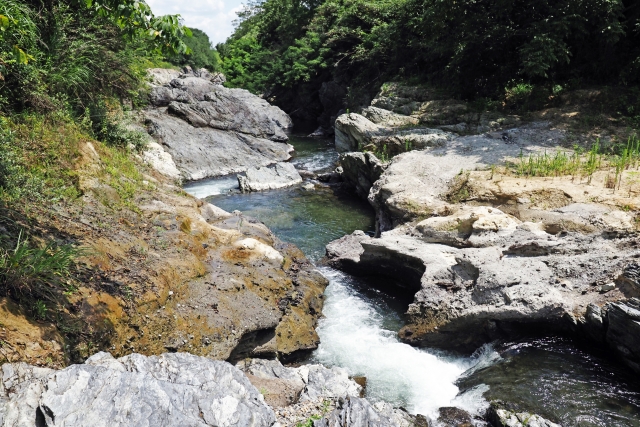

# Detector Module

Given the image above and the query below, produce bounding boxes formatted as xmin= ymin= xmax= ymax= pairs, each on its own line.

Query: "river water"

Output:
xmin=184 ymin=136 xmax=640 ymax=425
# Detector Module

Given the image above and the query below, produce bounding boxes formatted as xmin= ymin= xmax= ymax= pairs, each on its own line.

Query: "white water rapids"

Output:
xmin=312 ymin=268 xmax=493 ymax=419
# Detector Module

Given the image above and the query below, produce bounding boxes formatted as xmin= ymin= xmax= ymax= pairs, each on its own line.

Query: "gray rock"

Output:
xmin=367 ymin=130 xmax=549 ymax=232
xmin=334 ymin=113 xmax=453 ymax=155
xmin=335 ymin=114 xmax=383 ymax=153
xmin=0 ymin=363 xmax=54 ymax=426
xmin=145 ymin=109 xmax=293 ymax=181
xmin=487 ymin=401 xmax=561 ymax=427
xmin=339 ymin=152 xmax=386 ymax=199
xmin=326 ymin=223 xmax=639 ymax=352
xmin=238 ymin=163 xmax=303 ymax=192
xmin=236 ymin=358 xmax=362 ymax=403
xmin=1 ymin=352 xmax=275 ymax=427
xmin=145 ymin=71 xmax=293 ymax=181
xmin=605 ymin=298 xmax=640 ymax=373
xmin=313 ymin=397 xmax=415 ymax=427
xmin=361 ymin=106 xmax=418 ymax=127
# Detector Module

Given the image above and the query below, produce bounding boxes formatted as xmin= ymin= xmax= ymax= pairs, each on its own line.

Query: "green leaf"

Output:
xmin=0 ymin=15 xmax=9 ymax=31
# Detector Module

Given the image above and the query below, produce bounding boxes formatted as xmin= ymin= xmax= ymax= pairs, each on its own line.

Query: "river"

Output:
xmin=184 ymin=136 xmax=640 ymax=425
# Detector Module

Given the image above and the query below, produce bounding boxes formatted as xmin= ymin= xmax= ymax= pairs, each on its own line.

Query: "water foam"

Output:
xmin=183 ymin=175 xmax=239 ymax=199
xmin=313 ymin=268 xmax=491 ymax=419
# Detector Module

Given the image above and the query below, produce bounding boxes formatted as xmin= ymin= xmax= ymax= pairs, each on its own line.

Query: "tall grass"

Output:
xmin=0 ymin=230 xmax=81 ymax=308
xmin=511 ymin=136 xmax=640 ymax=190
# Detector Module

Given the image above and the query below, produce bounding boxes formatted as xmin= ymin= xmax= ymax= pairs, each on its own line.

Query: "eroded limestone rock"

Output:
xmin=334 ymin=113 xmax=453 ymax=156
xmin=326 ymin=221 xmax=640 ymax=351
xmin=1 ymin=352 xmax=276 ymax=427
xmin=314 ymin=397 xmax=416 ymax=427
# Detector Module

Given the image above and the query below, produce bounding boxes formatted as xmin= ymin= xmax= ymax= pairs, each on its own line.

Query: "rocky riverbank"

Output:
xmin=326 ymin=82 xmax=640 ymax=375
xmin=0 ymin=71 xmax=328 ymax=367
xmin=0 ymin=351 xmax=421 ymax=426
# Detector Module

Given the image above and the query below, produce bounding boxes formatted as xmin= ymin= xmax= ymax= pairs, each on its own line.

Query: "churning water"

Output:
xmin=313 ymin=268 xmax=490 ymax=418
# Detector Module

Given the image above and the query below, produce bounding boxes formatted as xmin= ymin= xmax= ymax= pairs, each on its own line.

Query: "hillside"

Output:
xmin=218 ymin=0 xmax=640 ymax=132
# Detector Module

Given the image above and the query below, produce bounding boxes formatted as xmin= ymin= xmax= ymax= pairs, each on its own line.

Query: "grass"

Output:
xmin=0 ymin=115 xmax=82 ymax=204
xmin=295 ymin=400 xmax=331 ymax=427
xmin=95 ymin=140 xmax=146 ymax=211
xmin=508 ymin=136 xmax=640 ymax=191
xmin=0 ymin=230 xmax=82 ymax=309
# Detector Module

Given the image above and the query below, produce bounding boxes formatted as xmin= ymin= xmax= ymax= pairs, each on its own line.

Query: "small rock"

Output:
xmin=599 ymin=283 xmax=615 ymax=292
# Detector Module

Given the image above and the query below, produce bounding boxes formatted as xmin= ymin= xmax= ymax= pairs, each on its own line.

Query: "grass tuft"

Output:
xmin=0 ymin=230 xmax=82 ymax=309
xmin=509 ymin=136 xmax=640 ymax=191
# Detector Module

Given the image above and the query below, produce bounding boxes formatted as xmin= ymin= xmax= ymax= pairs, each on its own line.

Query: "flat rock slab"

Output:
xmin=0 ymin=352 xmax=275 ymax=427
xmin=238 ymin=163 xmax=303 ymax=192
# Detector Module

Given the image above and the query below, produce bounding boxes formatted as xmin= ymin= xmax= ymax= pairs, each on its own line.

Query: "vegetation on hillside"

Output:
xmin=168 ymin=27 xmax=221 ymax=71
xmin=0 ymin=0 xmax=190 ymax=114
xmin=0 ymin=0 xmax=190 ymax=333
xmin=218 ymin=0 xmax=640 ymax=117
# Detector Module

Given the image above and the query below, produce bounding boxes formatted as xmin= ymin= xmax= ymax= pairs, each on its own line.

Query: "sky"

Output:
xmin=146 ymin=0 xmax=245 ymax=46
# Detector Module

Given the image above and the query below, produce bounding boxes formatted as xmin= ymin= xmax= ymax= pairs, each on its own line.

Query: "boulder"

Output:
xmin=147 ymin=68 xmax=181 ymax=86
xmin=361 ymin=106 xmax=418 ymax=127
xmin=238 ymin=163 xmax=303 ymax=192
xmin=605 ymin=298 xmax=640 ymax=373
xmin=1 ymin=352 xmax=275 ymax=427
xmin=145 ymin=110 xmax=293 ymax=181
xmin=335 ymin=114 xmax=384 ymax=153
xmin=334 ymin=113 xmax=453 ymax=155
xmin=236 ymin=358 xmax=362 ymax=403
xmin=414 ymin=206 xmax=524 ymax=247
xmin=314 ymin=397 xmax=416 ymax=427
xmin=141 ymin=141 xmax=182 ymax=181
xmin=486 ymin=401 xmax=561 ymax=427
xmin=326 ymin=221 xmax=639 ymax=352
xmin=145 ymin=70 xmax=293 ymax=181
xmin=339 ymin=152 xmax=386 ymax=199
xmin=0 ymin=363 xmax=54 ymax=426
xmin=437 ymin=407 xmax=473 ymax=427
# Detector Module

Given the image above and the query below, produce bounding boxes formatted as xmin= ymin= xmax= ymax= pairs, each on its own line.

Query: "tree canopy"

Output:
xmin=218 ymin=0 xmax=640 ymax=115
xmin=167 ymin=27 xmax=221 ymax=71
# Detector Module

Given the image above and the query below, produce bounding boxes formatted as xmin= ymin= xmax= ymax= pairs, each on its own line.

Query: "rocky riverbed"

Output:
xmin=326 ymin=82 xmax=640 ymax=377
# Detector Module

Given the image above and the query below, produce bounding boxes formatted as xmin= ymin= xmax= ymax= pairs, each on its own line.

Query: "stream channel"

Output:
xmin=185 ymin=136 xmax=640 ymax=426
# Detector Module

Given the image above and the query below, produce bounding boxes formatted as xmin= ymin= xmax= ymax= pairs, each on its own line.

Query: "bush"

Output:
xmin=0 ymin=0 xmax=190 ymax=115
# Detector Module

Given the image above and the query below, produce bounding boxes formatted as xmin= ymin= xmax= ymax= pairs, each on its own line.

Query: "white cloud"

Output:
xmin=146 ymin=0 xmax=244 ymax=45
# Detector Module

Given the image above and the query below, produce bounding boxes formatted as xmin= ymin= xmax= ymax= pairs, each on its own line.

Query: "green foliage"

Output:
xmin=0 ymin=230 xmax=81 ymax=308
xmin=295 ymin=415 xmax=321 ymax=427
xmin=0 ymin=0 xmax=189 ymax=114
xmin=0 ymin=115 xmax=82 ymax=204
xmin=219 ymin=0 xmax=640 ymax=111
xmin=168 ymin=28 xmax=220 ymax=71
xmin=86 ymin=99 xmax=146 ymax=149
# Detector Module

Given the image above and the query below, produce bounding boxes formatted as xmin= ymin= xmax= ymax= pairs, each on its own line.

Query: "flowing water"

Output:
xmin=184 ymin=135 xmax=640 ymax=424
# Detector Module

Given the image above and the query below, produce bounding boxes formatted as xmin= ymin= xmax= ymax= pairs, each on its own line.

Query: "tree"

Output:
xmin=168 ymin=28 xmax=221 ymax=71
